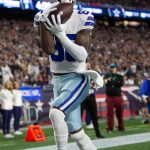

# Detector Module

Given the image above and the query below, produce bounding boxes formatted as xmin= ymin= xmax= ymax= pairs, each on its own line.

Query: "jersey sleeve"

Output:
xmin=78 ymin=11 xmax=95 ymax=31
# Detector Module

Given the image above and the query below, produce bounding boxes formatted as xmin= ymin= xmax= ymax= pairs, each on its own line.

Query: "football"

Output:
xmin=48 ymin=3 xmax=73 ymax=24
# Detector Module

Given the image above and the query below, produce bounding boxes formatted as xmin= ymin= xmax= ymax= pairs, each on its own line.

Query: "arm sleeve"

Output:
xmin=55 ymin=12 xmax=94 ymax=62
xmin=56 ymin=33 xmax=88 ymax=62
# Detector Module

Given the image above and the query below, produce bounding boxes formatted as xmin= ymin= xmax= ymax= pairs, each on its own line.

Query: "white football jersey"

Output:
xmin=49 ymin=10 xmax=94 ymax=73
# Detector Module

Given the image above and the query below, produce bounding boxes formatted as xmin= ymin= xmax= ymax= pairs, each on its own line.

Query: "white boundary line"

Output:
xmin=25 ymin=132 xmax=150 ymax=150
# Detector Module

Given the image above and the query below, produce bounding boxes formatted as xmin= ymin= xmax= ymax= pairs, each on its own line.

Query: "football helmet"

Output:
xmin=58 ymin=0 xmax=76 ymax=3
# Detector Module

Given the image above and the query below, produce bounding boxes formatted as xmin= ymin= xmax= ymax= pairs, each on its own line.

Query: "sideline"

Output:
xmin=25 ymin=132 xmax=150 ymax=150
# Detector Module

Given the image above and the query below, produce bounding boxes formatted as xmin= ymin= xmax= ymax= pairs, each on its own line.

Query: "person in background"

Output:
xmin=140 ymin=77 xmax=150 ymax=126
xmin=0 ymin=60 xmax=2 ymax=85
xmin=1 ymin=61 xmax=13 ymax=83
xmin=12 ymin=81 xmax=23 ymax=135
xmin=81 ymin=62 xmax=104 ymax=139
xmin=104 ymin=63 xmax=124 ymax=133
xmin=0 ymin=80 xmax=14 ymax=138
xmin=85 ymin=110 xmax=93 ymax=129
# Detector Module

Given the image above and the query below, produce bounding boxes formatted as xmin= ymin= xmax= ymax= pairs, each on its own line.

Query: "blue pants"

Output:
xmin=1 ymin=109 xmax=12 ymax=135
xmin=13 ymin=106 xmax=22 ymax=131
xmin=51 ymin=73 xmax=90 ymax=132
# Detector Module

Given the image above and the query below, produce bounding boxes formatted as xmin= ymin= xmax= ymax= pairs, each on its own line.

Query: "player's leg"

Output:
xmin=50 ymin=73 xmax=96 ymax=149
xmin=49 ymin=108 xmax=68 ymax=150
xmin=65 ymin=106 xmax=97 ymax=150
xmin=50 ymin=74 xmax=95 ymax=150
xmin=49 ymin=76 xmax=69 ymax=150
xmin=49 ymin=74 xmax=88 ymax=149
xmin=63 ymin=75 xmax=96 ymax=149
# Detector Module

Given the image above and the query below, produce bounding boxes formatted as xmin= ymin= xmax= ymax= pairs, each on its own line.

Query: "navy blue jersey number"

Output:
xmin=51 ymin=34 xmax=76 ymax=62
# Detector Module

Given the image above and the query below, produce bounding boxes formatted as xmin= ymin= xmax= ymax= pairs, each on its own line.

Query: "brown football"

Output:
xmin=48 ymin=3 xmax=73 ymax=24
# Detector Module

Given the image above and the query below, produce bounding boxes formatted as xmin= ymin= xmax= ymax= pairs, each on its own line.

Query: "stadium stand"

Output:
xmin=78 ymin=0 xmax=150 ymax=10
xmin=0 ymin=19 xmax=150 ymax=86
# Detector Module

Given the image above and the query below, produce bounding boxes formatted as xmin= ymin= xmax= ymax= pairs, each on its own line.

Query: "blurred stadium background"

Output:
xmin=0 ymin=0 xmax=150 ymax=150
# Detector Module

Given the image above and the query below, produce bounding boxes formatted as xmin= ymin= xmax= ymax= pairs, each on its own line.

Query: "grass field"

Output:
xmin=0 ymin=118 xmax=150 ymax=150
xmin=102 ymin=141 xmax=150 ymax=150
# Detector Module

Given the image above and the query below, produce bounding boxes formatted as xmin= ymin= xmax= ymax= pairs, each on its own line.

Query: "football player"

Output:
xmin=34 ymin=0 xmax=103 ymax=149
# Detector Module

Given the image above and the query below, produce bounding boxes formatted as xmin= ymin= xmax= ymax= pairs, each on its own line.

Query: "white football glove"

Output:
xmin=44 ymin=11 xmax=65 ymax=36
xmin=77 ymin=70 xmax=104 ymax=89
xmin=33 ymin=2 xmax=59 ymax=27
xmin=34 ymin=11 xmax=42 ymax=27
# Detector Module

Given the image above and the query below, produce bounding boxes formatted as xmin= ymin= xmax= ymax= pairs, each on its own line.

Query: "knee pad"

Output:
xmin=49 ymin=108 xmax=68 ymax=150
xmin=49 ymin=108 xmax=65 ymax=123
xmin=49 ymin=108 xmax=68 ymax=134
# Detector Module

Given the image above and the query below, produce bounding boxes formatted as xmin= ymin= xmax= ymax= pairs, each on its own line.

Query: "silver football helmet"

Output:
xmin=59 ymin=0 xmax=76 ymax=3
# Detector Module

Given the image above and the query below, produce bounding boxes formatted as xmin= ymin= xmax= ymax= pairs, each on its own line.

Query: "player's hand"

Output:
xmin=34 ymin=2 xmax=59 ymax=26
xmin=44 ymin=11 xmax=65 ymax=36
xmin=34 ymin=11 xmax=42 ymax=27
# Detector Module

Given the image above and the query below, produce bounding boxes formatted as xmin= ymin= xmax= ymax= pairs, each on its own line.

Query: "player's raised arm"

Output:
xmin=39 ymin=22 xmax=56 ymax=54
xmin=33 ymin=2 xmax=59 ymax=54
xmin=44 ymin=13 xmax=93 ymax=62
xmin=75 ymin=29 xmax=92 ymax=53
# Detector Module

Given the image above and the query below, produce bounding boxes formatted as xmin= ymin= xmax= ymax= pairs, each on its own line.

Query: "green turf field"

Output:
xmin=0 ymin=118 xmax=150 ymax=150
xmin=102 ymin=141 xmax=150 ymax=150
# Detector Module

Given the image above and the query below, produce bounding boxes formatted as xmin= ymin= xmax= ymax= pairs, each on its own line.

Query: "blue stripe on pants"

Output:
xmin=63 ymin=78 xmax=88 ymax=112
xmin=58 ymin=75 xmax=85 ymax=109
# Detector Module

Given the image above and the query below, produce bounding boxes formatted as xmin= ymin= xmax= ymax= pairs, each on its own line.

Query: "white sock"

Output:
xmin=49 ymin=108 xmax=68 ymax=150
xmin=71 ymin=129 xmax=97 ymax=150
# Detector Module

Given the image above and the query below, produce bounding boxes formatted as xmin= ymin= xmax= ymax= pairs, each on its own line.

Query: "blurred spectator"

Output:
xmin=28 ymin=59 xmax=40 ymax=84
xmin=1 ymin=61 xmax=13 ymax=83
xmin=0 ymin=65 xmax=2 ymax=85
xmin=104 ymin=63 xmax=124 ymax=133
xmin=78 ymin=0 xmax=150 ymax=10
xmin=0 ymin=80 xmax=14 ymax=138
xmin=140 ymin=77 xmax=150 ymax=126
xmin=12 ymin=81 xmax=23 ymax=135
xmin=0 ymin=19 xmax=150 ymax=86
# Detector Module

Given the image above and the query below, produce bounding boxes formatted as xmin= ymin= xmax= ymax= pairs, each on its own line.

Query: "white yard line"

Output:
xmin=0 ymin=143 xmax=15 ymax=147
xmin=25 ymin=132 xmax=150 ymax=150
